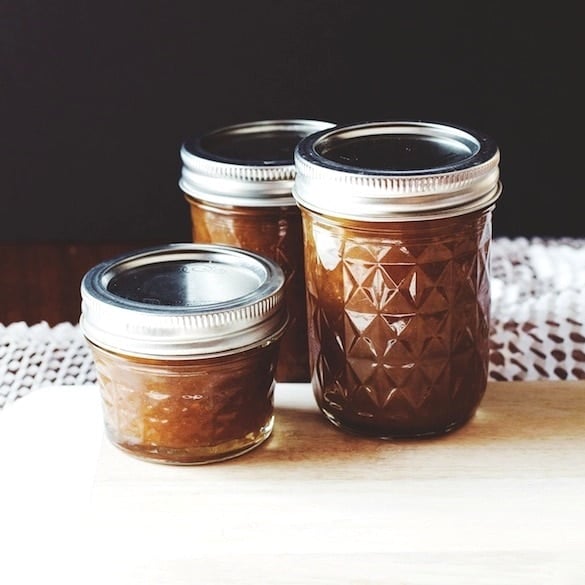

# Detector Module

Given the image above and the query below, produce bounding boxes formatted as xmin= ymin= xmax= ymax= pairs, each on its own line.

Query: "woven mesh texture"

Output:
xmin=1 ymin=237 xmax=584 ymax=408
xmin=1 ymin=322 xmax=97 ymax=408
xmin=489 ymin=237 xmax=585 ymax=382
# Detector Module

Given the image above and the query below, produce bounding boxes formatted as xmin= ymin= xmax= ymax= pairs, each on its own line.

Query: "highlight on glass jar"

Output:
xmin=293 ymin=120 xmax=502 ymax=439
xmin=179 ymin=118 xmax=334 ymax=383
xmin=79 ymin=243 xmax=288 ymax=464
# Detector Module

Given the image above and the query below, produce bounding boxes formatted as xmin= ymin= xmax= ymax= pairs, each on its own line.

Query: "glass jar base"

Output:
xmin=106 ymin=417 xmax=274 ymax=465
xmin=320 ymin=409 xmax=474 ymax=440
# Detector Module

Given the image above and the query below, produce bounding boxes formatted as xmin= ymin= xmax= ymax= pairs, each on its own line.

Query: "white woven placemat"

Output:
xmin=490 ymin=237 xmax=585 ymax=382
xmin=0 ymin=322 xmax=97 ymax=408
xmin=1 ymin=237 xmax=584 ymax=408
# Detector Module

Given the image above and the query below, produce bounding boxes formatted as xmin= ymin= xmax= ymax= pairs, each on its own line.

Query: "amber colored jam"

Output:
xmin=300 ymin=207 xmax=494 ymax=438
xmin=89 ymin=341 xmax=280 ymax=464
xmin=187 ymin=198 xmax=309 ymax=382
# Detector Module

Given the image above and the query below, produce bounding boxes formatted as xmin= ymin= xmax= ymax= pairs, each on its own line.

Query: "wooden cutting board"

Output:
xmin=84 ymin=381 xmax=585 ymax=584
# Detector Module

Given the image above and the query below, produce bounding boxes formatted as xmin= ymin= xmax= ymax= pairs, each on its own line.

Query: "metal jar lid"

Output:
xmin=293 ymin=120 xmax=502 ymax=221
xmin=179 ymin=119 xmax=334 ymax=207
xmin=80 ymin=243 xmax=287 ymax=359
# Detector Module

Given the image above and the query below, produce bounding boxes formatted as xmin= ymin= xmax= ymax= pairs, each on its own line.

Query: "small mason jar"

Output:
xmin=179 ymin=119 xmax=333 ymax=382
xmin=80 ymin=243 xmax=287 ymax=464
xmin=293 ymin=121 xmax=502 ymax=438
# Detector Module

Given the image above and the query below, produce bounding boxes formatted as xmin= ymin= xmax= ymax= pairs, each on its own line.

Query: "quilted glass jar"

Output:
xmin=80 ymin=243 xmax=287 ymax=464
xmin=179 ymin=119 xmax=333 ymax=382
xmin=293 ymin=121 xmax=502 ymax=438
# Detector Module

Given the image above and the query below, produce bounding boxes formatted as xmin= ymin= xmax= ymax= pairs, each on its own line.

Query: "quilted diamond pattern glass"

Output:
xmin=302 ymin=210 xmax=493 ymax=437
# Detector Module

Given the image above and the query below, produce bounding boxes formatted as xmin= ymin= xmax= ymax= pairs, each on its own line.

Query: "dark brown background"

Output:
xmin=1 ymin=1 xmax=582 ymax=243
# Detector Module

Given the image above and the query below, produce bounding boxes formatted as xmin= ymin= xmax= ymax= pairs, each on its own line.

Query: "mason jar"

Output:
xmin=293 ymin=120 xmax=502 ymax=438
xmin=179 ymin=119 xmax=333 ymax=382
xmin=80 ymin=243 xmax=287 ymax=464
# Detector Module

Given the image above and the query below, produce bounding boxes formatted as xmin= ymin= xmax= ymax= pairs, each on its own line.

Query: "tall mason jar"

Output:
xmin=179 ymin=119 xmax=334 ymax=382
xmin=293 ymin=121 xmax=502 ymax=438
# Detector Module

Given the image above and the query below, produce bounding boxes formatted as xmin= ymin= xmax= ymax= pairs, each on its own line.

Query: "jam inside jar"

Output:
xmin=89 ymin=341 xmax=279 ymax=464
xmin=293 ymin=120 xmax=502 ymax=438
xmin=302 ymin=209 xmax=493 ymax=438
xmin=187 ymin=200 xmax=307 ymax=382
xmin=80 ymin=243 xmax=287 ymax=464
xmin=179 ymin=119 xmax=334 ymax=383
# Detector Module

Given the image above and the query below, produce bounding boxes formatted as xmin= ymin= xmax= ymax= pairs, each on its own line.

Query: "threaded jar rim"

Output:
xmin=179 ymin=119 xmax=334 ymax=207
xmin=293 ymin=120 xmax=502 ymax=221
xmin=80 ymin=243 xmax=287 ymax=359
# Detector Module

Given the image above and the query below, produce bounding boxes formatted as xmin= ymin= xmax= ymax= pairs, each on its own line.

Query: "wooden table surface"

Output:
xmin=1 ymin=380 xmax=584 ymax=584
xmin=88 ymin=380 xmax=585 ymax=583
xmin=0 ymin=241 xmax=168 ymax=325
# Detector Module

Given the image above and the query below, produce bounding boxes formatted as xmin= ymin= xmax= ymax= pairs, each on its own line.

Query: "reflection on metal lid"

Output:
xmin=293 ymin=120 xmax=502 ymax=221
xmin=179 ymin=119 xmax=335 ymax=206
xmin=80 ymin=243 xmax=287 ymax=358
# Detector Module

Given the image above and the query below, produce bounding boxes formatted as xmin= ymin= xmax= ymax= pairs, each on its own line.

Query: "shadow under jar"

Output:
xmin=293 ymin=121 xmax=503 ymax=439
xmin=179 ymin=119 xmax=334 ymax=382
xmin=80 ymin=243 xmax=287 ymax=464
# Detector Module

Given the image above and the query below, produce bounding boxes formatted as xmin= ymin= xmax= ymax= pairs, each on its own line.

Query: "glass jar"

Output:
xmin=179 ymin=119 xmax=333 ymax=382
xmin=293 ymin=121 xmax=502 ymax=438
xmin=80 ymin=243 xmax=287 ymax=464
